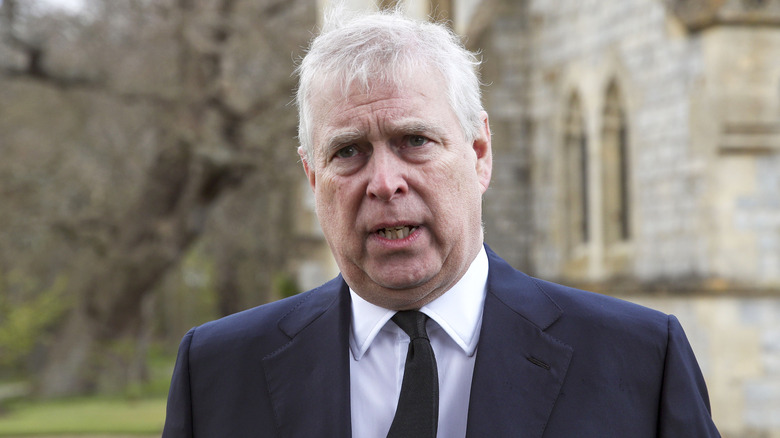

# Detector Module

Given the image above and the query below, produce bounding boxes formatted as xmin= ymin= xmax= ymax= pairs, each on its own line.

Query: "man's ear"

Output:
xmin=298 ymin=146 xmax=316 ymax=190
xmin=473 ymin=111 xmax=492 ymax=194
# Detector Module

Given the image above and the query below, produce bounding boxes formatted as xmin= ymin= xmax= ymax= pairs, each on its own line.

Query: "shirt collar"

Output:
xmin=349 ymin=246 xmax=489 ymax=360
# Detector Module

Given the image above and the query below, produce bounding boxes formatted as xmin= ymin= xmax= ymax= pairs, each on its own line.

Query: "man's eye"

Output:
xmin=408 ymin=135 xmax=428 ymax=147
xmin=335 ymin=145 xmax=359 ymax=158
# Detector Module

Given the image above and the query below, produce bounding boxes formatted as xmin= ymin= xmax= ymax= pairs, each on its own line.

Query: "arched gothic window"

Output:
xmin=601 ymin=81 xmax=631 ymax=245
xmin=563 ymin=93 xmax=589 ymax=252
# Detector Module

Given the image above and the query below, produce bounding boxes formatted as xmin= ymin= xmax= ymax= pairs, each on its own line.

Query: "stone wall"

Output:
xmin=474 ymin=0 xmax=780 ymax=289
xmin=626 ymin=295 xmax=780 ymax=437
xmin=525 ymin=0 xmax=709 ymax=284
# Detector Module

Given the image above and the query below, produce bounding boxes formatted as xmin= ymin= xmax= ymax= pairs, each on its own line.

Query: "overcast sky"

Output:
xmin=36 ymin=0 xmax=86 ymax=13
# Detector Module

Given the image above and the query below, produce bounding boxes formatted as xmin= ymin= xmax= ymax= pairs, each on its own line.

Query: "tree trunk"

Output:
xmin=35 ymin=142 xmax=226 ymax=396
xmin=216 ymin=247 xmax=243 ymax=317
xmin=35 ymin=4 xmax=242 ymax=393
xmin=36 ymin=306 xmax=98 ymax=396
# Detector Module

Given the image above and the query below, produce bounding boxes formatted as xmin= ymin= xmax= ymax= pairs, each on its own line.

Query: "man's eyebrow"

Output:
xmin=322 ymin=121 xmax=444 ymax=153
xmin=324 ymin=130 xmax=363 ymax=153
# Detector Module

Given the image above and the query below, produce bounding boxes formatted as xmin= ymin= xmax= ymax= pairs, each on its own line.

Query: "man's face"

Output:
xmin=300 ymin=68 xmax=492 ymax=310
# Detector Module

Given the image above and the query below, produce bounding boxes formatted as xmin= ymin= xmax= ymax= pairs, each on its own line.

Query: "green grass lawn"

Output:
xmin=0 ymin=396 xmax=166 ymax=436
xmin=0 ymin=346 xmax=174 ymax=436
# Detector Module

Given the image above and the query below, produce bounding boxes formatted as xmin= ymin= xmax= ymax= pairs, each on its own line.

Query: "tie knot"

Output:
xmin=392 ymin=310 xmax=429 ymax=341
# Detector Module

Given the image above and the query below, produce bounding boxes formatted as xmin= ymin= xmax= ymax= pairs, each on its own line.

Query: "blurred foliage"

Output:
xmin=0 ymin=272 xmax=70 ymax=374
xmin=273 ymin=272 xmax=301 ymax=300
xmin=156 ymin=242 xmax=220 ymax=341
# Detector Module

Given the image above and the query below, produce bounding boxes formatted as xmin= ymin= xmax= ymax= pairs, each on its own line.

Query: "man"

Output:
xmin=163 ymin=9 xmax=720 ymax=437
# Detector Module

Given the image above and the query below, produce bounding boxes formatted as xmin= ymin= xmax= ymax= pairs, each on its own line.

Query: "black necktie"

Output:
xmin=387 ymin=310 xmax=439 ymax=438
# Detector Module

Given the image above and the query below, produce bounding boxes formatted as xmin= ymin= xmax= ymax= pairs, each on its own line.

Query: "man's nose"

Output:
xmin=365 ymin=148 xmax=408 ymax=201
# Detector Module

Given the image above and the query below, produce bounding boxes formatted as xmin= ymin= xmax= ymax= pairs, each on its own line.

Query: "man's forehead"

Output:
xmin=311 ymin=93 xmax=411 ymax=141
xmin=311 ymin=65 xmax=444 ymax=105
xmin=312 ymin=79 xmax=444 ymax=129
xmin=324 ymin=118 xmax=440 ymax=142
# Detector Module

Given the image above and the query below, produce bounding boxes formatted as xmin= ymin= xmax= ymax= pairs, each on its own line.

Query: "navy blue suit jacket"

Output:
xmin=163 ymin=247 xmax=720 ymax=437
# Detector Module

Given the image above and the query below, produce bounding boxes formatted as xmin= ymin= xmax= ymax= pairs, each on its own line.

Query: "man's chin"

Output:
xmin=365 ymin=250 xmax=438 ymax=277
xmin=363 ymin=278 xmax=446 ymax=310
xmin=368 ymin=269 xmax=434 ymax=292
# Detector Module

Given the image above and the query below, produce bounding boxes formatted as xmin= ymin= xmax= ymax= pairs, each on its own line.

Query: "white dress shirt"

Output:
xmin=349 ymin=247 xmax=489 ymax=438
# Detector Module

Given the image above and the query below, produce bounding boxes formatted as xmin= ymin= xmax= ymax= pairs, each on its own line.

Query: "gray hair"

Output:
xmin=295 ymin=7 xmax=484 ymax=164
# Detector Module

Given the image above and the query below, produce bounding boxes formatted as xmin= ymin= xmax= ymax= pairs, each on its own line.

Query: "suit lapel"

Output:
xmin=466 ymin=249 xmax=574 ymax=438
xmin=260 ymin=249 xmax=572 ymax=437
xmin=261 ymin=277 xmax=352 ymax=438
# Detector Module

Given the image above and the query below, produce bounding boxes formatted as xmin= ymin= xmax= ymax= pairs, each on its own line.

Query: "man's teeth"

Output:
xmin=378 ymin=226 xmax=416 ymax=240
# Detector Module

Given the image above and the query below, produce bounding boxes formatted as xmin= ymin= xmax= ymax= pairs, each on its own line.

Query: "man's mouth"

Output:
xmin=376 ymin=226 xmax=418 ymax=240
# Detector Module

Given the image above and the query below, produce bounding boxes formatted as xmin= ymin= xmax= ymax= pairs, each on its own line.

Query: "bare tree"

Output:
xmin=0 ymin=0 xmax=315 ymax=396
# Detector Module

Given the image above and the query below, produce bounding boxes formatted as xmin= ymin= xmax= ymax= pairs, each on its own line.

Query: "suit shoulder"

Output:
xmin=484 ymin=246 xmax=669 ymax=335
xmin=530 ymin=277 xmax=670 ymax=334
